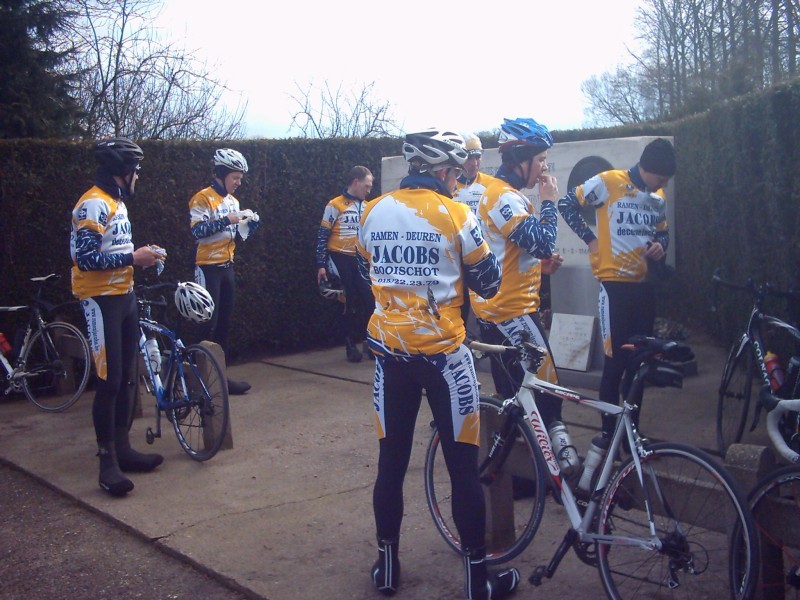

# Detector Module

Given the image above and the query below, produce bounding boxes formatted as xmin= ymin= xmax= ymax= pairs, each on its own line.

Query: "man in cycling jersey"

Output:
xmin=70 ymin=137 xmax=165 ymax=497
xmin=315 ymin=165 xmax=375 ymax=363
xmin=557 ymin=138 xmax=675 ymax=437
xmin=472 ymin=118 xmax=569 ymax=439
xmin=453 ymin=134 xmax=500 ymax=325
xmin=357 ymin=128 xmax=519 ymax=599
xmin=189 ymin=149 xmax=260 ymax=395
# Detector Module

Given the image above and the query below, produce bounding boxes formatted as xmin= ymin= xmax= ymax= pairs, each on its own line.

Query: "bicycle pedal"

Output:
xmin=528 ymin=565 xmax=548 ymax=586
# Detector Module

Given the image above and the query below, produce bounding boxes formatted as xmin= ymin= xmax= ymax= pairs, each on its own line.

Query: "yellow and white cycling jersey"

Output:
xmin=70 ymin=187 xmax=134 ymax=300
xmin=573 ymin=169 xmax=668 ymax=282
xmin=357 ymin=187 xmax=494 ymax=356
xmin=454 ymin=171 xmax=500 ymax=214
xmin=320 ymin=194 xmax=366 ymax=256
xmin=472 ymin=179 xmax=551 ymax=323
xmin=189 ymin=186 xmax=240 ymax=265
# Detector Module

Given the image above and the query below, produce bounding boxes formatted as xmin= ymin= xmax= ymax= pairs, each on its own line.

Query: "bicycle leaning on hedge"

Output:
xmin=135 ymin=281 xmax=229 ymax=462
xmin=712 ymin=269 xmax=800 ymax=463
xmin=0 ymin=274 xmax=91 ymax=412
xmin=424 ymin=335 xmax=759 ymax=599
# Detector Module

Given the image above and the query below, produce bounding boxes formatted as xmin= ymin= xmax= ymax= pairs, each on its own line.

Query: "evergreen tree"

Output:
xmin=0 ymin=0 xmax=81 ymax=138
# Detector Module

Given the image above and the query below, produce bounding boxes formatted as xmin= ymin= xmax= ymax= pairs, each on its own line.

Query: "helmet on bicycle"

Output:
xmin=319 ymin=258 xmax=344 ymax=301
xmin=174 ymin=282 xmax=215 ymax=323
xmin=214 ymin=148 xmax=249 ymax=173
xmin=498 ymin=118 xmax=553 ymax=153
xmin=402 ymin=128 xmax=468 ymax=171
xmin=95 ymin=137 xmax=144 ymax=176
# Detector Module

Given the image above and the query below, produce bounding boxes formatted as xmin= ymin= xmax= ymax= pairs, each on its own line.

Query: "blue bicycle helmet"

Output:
xmin=498 ymin=118 xmax=553 ymax=152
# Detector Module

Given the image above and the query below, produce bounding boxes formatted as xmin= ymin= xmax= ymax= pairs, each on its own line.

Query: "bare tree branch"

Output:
xmin=57 ymin=0 xmax=246 ymax=140
xmin=288 ymin=79 xmax=400 ymax=139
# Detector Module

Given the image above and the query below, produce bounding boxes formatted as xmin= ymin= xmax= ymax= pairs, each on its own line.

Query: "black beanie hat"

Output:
xmin=639 ymin=138 xmax=676 ymax=177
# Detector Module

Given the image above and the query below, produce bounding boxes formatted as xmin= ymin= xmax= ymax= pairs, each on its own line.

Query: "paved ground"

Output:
xmin=0 ymin=332 xmax=776 ymax=599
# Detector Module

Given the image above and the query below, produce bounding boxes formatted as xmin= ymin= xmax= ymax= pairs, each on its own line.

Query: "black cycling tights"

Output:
xmin=330 ymin=252 xmax=374 ymax=344
xmin=599 ymin=281 xmax=656 ymax=434
xmin=373 ymin=357 xmax=486 ymax=550
xmin=196 ymin=263 xmax=236 ymax=354
xmin=87 ymin=293 xmax=138 ymax=444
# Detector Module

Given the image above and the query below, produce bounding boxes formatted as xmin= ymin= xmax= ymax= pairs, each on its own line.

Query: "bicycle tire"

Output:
xmin=168 ymin=344 xmax=230 ymax=461
xmin=717 ymin=338 xmax=755 ymax=457
xmin=21 ymin=321 xmax=91 ymax=412
xmin=747 ymin=464 xmax=800 ymax=599
xmin=424 ymin=395 xmax=547 ymax=565
xmin=597 ymin=442 xmax=759 ymax=600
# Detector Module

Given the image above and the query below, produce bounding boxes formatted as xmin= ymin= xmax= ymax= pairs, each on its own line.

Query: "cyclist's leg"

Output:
xmin=370 ymin=355 xmax=423 ymax=593
xmin=113 ymin=298 xmax=162 ymax=473
xmin=194 ymin=265 xmax=222 ymax=345
xmin=598 ymin=282 xmax=654 ymax=435
xmin=477 ymin=319 xmax=518 ymax=399
xmin=422 ymin=346 xmax=520 ymax=598
xmin=211 ymin=265 xmax=236 ymax=353
xmin=496 ymin=312 xmax=563 ymax=427
xmin=331 ymin=252 xmax=372 ymax=358
xmin=82 ymin=294 xmax=134 ymax=496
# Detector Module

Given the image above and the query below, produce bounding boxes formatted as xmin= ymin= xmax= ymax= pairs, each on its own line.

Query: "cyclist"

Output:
xmin=357 ymin=128 xmax=519 ymax=599
xmin=70 ymin=137 xmax=165 ymax=497
xmin=315 ymin=165 xmax=375 ymax=363
xmin=557 ymin=138 xmax=675 ymax=437
xmin=472 ymin=118 xmax=569 ymax=437
xmin=453 ymin=133 xmax=500 ymax=324
xmin=189 ymin=148 xmax=260 ymax=395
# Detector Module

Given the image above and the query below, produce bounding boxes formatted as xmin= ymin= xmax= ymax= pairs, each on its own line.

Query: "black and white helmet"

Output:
xmin=174 ymin=282 xmax=215 ymax=323
xmin=95 ymin=137 xmax=143 ymax=175
xmin=214 ymin=148 xmax=249 ymax=173
xmin=402 ymin=129 xmax=467 ymax=171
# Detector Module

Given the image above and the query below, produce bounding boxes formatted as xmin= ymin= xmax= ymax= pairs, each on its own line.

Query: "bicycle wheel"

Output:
xmin=748 ymin=465 xmax=800 ymax=599
xmin=169 ymin=344 xmax=229 ymax=461
xmin=597 ymin=442 xmax=758 ymax=600
xmin=717 ymin=338 xmax=755 ymax=457
xmin=21 ymin=321 xmax=91 ymax=412
xmin=424 ymin=395 xmax=547 ymax=565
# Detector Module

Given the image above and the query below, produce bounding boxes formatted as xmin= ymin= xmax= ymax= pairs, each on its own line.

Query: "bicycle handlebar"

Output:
xmin=766 ymin=396 xmax=800 ymax=465
xmin=711 ymin=268 xmax=800 ymax=312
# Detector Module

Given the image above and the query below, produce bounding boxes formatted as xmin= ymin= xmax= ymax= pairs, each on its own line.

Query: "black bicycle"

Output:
xmin=0 ymin=274 xmax=91 ymax=412
xmin=712 ymin=269 xmax=800 ymax=461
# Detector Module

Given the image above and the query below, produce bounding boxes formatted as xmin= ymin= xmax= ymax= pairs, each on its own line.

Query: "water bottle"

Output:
xmin=577 ymin=435 xmax=610 ymax=492
xmin=548 ymin=421 xmax=580 ymax=476
xmin=144 ymin=337 xmax=161 ymax=374
xmin=765 ymin=351 xmax=785 ymax=392
xmin=0 ymin=332 xmax=12 ymax=357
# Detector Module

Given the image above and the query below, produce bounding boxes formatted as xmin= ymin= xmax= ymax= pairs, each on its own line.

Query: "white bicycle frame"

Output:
xmin=472 ymin=341 xmax=663 ymax=551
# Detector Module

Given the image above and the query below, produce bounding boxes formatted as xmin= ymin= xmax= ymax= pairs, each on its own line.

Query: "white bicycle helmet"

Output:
xmin=214 ymin=148 xmax=249 ymax=173
xmin=402 ymin=128 xmax=467 ymax=170
xmin=174 ymin=282 xmax=215 ymax=323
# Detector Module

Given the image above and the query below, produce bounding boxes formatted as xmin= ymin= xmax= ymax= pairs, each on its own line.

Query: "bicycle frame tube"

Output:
xmin=516 ymin=370 xmax=661 ymax=550
xmin=138 ymin=319 xmax=178 ymax=407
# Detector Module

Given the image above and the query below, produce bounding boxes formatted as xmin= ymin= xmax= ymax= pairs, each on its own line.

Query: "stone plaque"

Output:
xmin=549 ymin=313 xmax=596 ymax=372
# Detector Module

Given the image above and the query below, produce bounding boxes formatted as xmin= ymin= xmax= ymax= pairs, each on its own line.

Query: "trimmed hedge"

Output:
xmin=2 ymin=82 xmax=800 ymax=358
xmin=0 ymin=137 xmax=398 ymax=361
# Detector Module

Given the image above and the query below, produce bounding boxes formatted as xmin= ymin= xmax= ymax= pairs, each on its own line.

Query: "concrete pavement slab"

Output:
xmin=0 ymin=334 xmax=772 ymax=599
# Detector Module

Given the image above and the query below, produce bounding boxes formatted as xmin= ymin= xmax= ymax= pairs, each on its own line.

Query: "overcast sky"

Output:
xmin=156 ymin=0 xmax=643 ymax=138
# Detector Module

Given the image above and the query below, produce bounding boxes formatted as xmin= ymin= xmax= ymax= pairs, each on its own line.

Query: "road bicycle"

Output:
xmin=135 ymin=282 xmax=229 ymax=461
xmin=746 ymin=464 xmax=800 ymax=599
xmin=424 ymin=335 xmax=759 ymax=599
xmin=0 ymin=274 xmax=91 ymax=412
xmin=712 ymin=269 xmax=800 ymax=462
